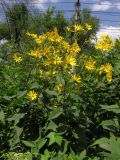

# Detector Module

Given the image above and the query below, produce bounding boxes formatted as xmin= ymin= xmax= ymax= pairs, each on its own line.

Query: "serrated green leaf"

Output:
xmin=47 ymin=132 xmax=62 ymax=146
xmin=48 ymin=108 xmax=63 ymax=121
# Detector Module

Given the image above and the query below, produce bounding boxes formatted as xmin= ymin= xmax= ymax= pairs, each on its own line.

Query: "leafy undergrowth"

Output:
xmin=0 ymin=26 xmax=120 ymax=160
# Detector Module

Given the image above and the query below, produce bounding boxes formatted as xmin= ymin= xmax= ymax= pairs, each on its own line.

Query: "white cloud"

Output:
xmin=29 ymin=0 xmax=46 ymax=9
xmin=114 ymin=2 xmax=120 ymax=9
xmin=91 ymin=1 xmax=112 ymax=11
xmin=97 ymin=25 xmax=120 ymax=39
xmin=29 ymin=0 xmax=59 ymax=9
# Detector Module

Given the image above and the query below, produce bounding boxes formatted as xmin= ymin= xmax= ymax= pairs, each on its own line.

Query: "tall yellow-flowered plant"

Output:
xmin=96 ymin=35 xmax=114 ymax=52
xmin=15 ymin=27 xmax=114 ymax=101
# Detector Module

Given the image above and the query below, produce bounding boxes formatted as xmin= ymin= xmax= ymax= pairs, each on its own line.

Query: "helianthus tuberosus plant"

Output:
xmin=0 ymin=24 xmax=120 ymax=160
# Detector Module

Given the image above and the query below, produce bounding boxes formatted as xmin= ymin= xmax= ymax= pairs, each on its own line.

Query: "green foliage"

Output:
xmin=0 ymin=5 xmax=120 ymax=160
xmin=92 ymin=134 xmax=120 ymax=160
xmin=5 ymin=3 xmax=29 ymax=43
xmin=0 ymin=22 xmax=9 ymax=40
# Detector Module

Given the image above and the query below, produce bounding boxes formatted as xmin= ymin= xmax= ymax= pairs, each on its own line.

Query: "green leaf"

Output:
xmin=78 ymin=150 xmax=86 ymax=159
xmin=31 ymin=147 xmax=39 ymax=156
xmin=56 ymin=134 xmax=62 ymax=146
xmin=47 ymin=132 xmax=55 ymax=146
xmin=3 ymin=73 xmax=12 ymax=82
xmin=19 ymin=152 xmax=32 ymax=160
xmin=100 ymin=119 xmax=119 ymax=132
xmin=22 ymin=141 xmax=35 ymax=148
xmin=63 ymin=139 xmax=69 ymax=154
xmin=8 ymin=113 xmax=25 ymax=125
xmin=46 ymin=89 xmax=58 ymax=96
xmin=9 ymin=126 xmax=23 ymax=148
xmin=30 ymin=82 xmax=40 ymax=89
xmin=41 ymin=149 xmax=50 ymax=160
xmin=91 ymin=137 xmax=110 ymax=151
xmin=47 ymin=132 xmax=63 ymax=146
xmin=17 ymin=90 xmax=27 ymax=98
xmin=36 ymin=138 xmax=47 ymax=150
xmin=48 ymin=108 xmax=63 ymax=121
xmin=92 ymin=135 xmax=120 ymax=155
xmin=0 ymin=110 xmax=5 ymax=124
xmin=101 ymin=104 xmax=120 ymax=113
xmin=23 ymin=138 xmax=46 ymax=156
xmin=46 ymin=121 xmax=58 ymax=131
xmin=56 ymin=74 xmax=65 ymax=86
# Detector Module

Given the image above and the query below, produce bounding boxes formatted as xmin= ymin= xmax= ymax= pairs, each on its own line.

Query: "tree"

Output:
xmin=6 ymin=3 xmax=29 ymax=44
xmin=28 ymin=8 xmax=68 ymax=36
xmin=0 ymin=22 xmax=9 ymax=40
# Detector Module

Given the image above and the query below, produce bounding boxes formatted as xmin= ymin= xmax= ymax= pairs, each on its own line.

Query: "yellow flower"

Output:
xmin=27 ymin=90 xmax=38 ymax=101
xmin=28 ymin=48 xmax=42 ymax=58
xmin=56 ymin=84 xmax=63 ymax=93
xmin=96 ymin=35 xmax=114 ymax=52
xmin=104 ymin=63 xmax=112 ymax=73
xmin=44 ymin=60 xmax=53 ymax=67
xmin=46 ymin=28 xmax=63 ymax=44
xmin=66 ymin=26 xmax=73 ymax=32
xmin=71 ymin=75 xmax=81 ymax=83
xmin=70 ymin=41 xmax=81 ymax=54
xmin=74 ymin=24 xmax=84 ymax=32
xmin=85 ymin=23 xmax=92 ymax=30
xmin=26 ymin=32 xmax=46 ymax=44
xmin=99 ymin=65 xmax=105 ymax=75
xmin=99 ymin=63 xmax=112 ymax=74
xmin=65 ymin=55 xmax=77 ymax=66
xmin=53 ymin=55 xmax=63 ymax=65
xmin=85 ymin=58 xmax=96 ymax=71
xmin=26 ymin=32 xmax=38 ymax=39
xmin=106 ymin=72 xmax=112 ymax=82
xmin=43 ymin=46 xmax=54 ymax=56
xmin=38 ymin=69 xmax=45 ymax=79
xmin=62 ymin=41 xmax=70 ymax=51
xmin=12 ymin=54 xmax=22 ymax=63
xmin=36 ymin=34 xmax=46 ymax=44
xmin=99 ymin=63 xmax=112 ymax=82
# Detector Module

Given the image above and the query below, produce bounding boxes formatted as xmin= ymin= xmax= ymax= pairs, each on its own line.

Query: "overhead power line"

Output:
xmin=0 ymin=12 xmax=120 ymax=23
xmin=81 ymin=2 xmax=120 ymax=6
xmin=1 ymin=1 xmax=120 ymax=6
xmin=7 ymin=1 xmax=120 ymax=7
xmin=0 ymin=9 xmax=120 ymax=16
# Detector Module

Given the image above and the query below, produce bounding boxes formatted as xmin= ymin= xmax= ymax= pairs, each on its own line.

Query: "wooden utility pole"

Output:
xmin=71 ymin=0 xmax=81 ymax=73
xmin=75 ymin=0 xmax=80 ymax=24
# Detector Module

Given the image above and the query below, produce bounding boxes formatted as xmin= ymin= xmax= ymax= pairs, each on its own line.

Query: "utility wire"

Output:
xmin=1 ymin=9 xmax=120 ymax=16
xmin=0 ymin=9 xmax=120 ymax=16
xmin=0 ymin=12 xmax=120 ymax=23
xmin=4 ymin=1 xmax=120 ymax=6
xmin=1 ymin=1 xmax=120 ymax=6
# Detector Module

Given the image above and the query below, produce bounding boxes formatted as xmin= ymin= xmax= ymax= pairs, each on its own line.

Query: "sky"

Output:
xmin=0 ymin=0 xmax=120 ymax=39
